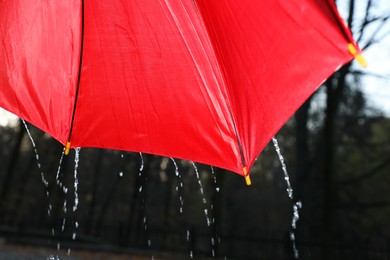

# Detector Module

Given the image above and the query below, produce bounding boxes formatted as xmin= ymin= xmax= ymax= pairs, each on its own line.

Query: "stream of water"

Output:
xmin=272 ymin=137 xmax=302 ymax=259
xmin=21 ymin=120 xmax=302 ymax=259
xmin=191 ymin=161 xmax=217 ymax=257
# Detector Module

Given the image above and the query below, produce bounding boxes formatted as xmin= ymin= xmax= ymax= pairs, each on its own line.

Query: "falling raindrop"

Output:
xmin=23 ymin=119 xmax=63 ymax=256
xmin=63 ymin=200 xmax=67 ymax=213
xmin=68 ymin=148 xmax=81 ymax=253
xmin=187 ymin=229 xmax=194 ymax=259
xmin=62 ymin=219 xmax=66 ymax=232
xmin=191 ymin=162 xmax=216 ymax=256
xmin=170 ymin=158 xmax=184 ymax=214
xmin=53 ymin=147 xmax=67 ymax=252
xmin=139 ymin=152 xmax=144 ymax=171
xmin=137 ymin=153 xmax=153 ymax=257
xmin=272 ymin=138 xmax=293 ymax=199
xmin=192 ymin=162 xmax=211 ymax=226
xmin=22 ymin=120 xmax=50 ymax=193
xmin=55 ymin=149 xmax=65 ymax=185
xmin=210 ymin=166 xmax=220 ymax=192
xmin=292 ymin=201 xmax=302 ymax=229
xmin=73 ymin=148 xmax=81 ymax=212
xmin=118 ymin=153 xmax=125 ymax=177
xmin=272 ymin=137 xmax=302 ymax=259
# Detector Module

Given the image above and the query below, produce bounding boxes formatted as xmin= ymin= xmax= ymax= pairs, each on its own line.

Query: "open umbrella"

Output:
xmin=0 ymin=0 xmax=364 ymax=184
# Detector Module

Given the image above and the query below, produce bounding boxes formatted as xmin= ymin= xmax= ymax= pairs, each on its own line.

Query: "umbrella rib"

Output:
xmin=65 ymin=0 xmax=85 ymax=155
xmin=326 ymin=0 xmax=366 ymax=65
xmin=191 ymin=1 xmax=250 ymax=184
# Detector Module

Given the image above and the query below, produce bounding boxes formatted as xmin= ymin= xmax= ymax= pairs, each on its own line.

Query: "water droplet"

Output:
xmin=139 ymin=152 xmax=144 ymax=171
xmin=272 ymin=138 xmax=293 ymax=199
xmin=55 ymin=150 xmax=65 ymax=185
xmin=73 ymin=148 xmax=81 ymax=212
xmin=290 ymin=232 xmax=295 ymax=241
xmin=272 ymin=137 xmax=301 ymax=259
xmin=72 ymin=232 xmax=76 ymax=240
xmin=192 ymin=162 xmax=214 ymax=250
xmin=62 ymin=219 xmax=66 ymax=231
xmin=119 ymin=171 xmax=123 ymax=177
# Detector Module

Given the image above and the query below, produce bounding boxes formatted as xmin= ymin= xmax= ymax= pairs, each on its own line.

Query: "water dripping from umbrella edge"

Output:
xmin=191 ymin=161 xmax=217 ymax=258
xmin=272 ymin=137 xmax=302 ymax=259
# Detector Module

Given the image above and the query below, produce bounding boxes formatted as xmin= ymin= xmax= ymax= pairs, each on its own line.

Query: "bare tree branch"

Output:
xmin=347 ymin=0 xmax=355 ymax=29
xmin=356 ymin=0 xmax=373 ymax=43
xmin=350 ymin=70 xmax=390 ymax=79
xmin=339 ymin=156 xmax=390 ymax=186
xmin=362 ymin=15 xmax=390 ymax=50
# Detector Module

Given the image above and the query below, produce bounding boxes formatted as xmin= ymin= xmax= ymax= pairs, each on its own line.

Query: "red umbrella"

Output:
xmin=0 ymin=0 xmax=364 ymax=184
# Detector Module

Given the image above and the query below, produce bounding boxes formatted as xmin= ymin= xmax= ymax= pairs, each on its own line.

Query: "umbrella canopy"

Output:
xmin=0 ymin=0 xmax=364 ymax=183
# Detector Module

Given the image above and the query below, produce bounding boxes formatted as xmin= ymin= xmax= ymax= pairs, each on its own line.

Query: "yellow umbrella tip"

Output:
xmin=245 ymin=175 xmax=252 ymax=186
xmin=243 ymin=167 xmax=252 ymax=186
xmin=65 ymin=141 xmax=71 ymax=155
xmin=348 ymin=43 xmax=367 ymax=68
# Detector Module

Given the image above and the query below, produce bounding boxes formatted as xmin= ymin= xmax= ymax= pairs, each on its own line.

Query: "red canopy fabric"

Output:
xmin=0 ymin=0 xmax=361 ymax=177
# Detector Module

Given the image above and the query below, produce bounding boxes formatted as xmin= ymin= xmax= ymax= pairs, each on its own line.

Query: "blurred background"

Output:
xmin=0 ymin=0 xmax=389 ymax=259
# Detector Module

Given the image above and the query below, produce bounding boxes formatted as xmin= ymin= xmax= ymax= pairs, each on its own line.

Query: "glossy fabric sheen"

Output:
xmin=0 ymin=0 xmax=356 ymax=174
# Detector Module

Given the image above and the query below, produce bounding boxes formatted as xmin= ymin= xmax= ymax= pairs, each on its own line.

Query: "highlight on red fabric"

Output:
xmin=0 ymin=0 xmax=358 ymax=175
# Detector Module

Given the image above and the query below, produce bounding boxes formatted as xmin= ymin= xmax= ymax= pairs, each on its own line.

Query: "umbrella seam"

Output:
xmin=67 ymin=0 xmax=85 ymax=147
xmin=191 ymin=0 xmax=247 ymax=170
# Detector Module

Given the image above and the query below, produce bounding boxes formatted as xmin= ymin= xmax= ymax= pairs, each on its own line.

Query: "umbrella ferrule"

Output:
xmin=348 ymin=43 xmax=367 ymax=68
xmin=65 ymin=141 xmax=71 ymax=155
xmin=243 ymin=167 xmax=251 ymax=186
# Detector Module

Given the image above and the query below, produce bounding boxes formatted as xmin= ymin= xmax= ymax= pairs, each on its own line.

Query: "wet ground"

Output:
xmin=0 ymin=243 xmax=150 ymax=260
